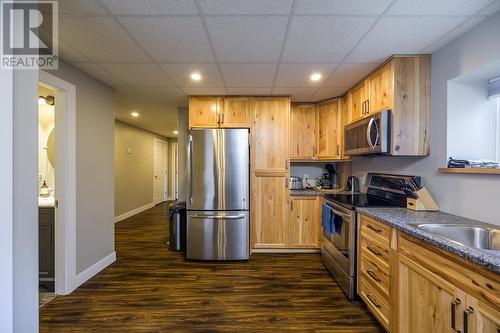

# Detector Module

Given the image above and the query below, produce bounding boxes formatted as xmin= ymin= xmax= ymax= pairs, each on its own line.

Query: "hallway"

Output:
xmin=40 ymin=203 xmax=382 ymax=332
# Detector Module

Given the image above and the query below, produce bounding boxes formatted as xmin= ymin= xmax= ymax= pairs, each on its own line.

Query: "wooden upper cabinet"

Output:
xmin=289 ymin=197 xmax=320 ymax=248
xmin=251 ymin=174 xmax=289 ymax=249
xmin=317 ymin=100 xmax=342 ymax=159
xmin=290 ymin=104 xmax=316 ymax=160
xmin=251 ymin=97 xmax=290 ymax=173
xmin=368 ymin=62 xmax=394 ymax=114
xmin=349 ymin=81 xmax=368 ymax=122
xmin=397 ymin=254 xmax=465 ymax=333
xmin=221 ymin=97 xmax=251 ymax=128
xmin=189 ymin=96 xmax=221 ymax=128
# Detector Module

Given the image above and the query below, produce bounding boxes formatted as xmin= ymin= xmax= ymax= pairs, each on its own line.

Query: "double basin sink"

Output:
xmin=418 ymin=224 xmax=500 ymax=252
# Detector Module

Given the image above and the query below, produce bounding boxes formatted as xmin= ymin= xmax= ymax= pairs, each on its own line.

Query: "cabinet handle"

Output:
xmin=361 ymin=101 xmax=365 ymax=115
xmin=216 ymin=112 xmax=221 ymax=124
xmin=366 ymin=100 xmax=370 ymax=114
xmin=291 ymin=199 xmax=294 ymax=211
xmin=463 ymin=306 xmax=474 ymax=333
xmin=285 ymin=159 xmax=288 ymax=170
xmin=221 ymin=112 xmax=225 ymax=124
xmin=312 ymin=146 xmax=316 ymax=157
xmin=367 ymin=224 xmax=382 ymax=233
xmin=285 ymin=177 xmax=288 ymax=188
xmin=366 ymin=270 xmax=381 ymax=283
xmin=451 ymin=298 xmax=461 ymax=331
xmin=366 ymin=294 xmax=381 ymax=309
xmin=367 ymin=245 xmax=382 ymax=257
xmin=336 ymin=144 xmax=340 ymax=157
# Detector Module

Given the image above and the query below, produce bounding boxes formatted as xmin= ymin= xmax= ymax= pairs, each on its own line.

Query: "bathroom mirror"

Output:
xmin=47 ymin=128 xmax=55 ymax=168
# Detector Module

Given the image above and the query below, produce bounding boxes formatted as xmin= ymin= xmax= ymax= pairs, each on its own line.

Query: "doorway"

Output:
xmin=153 ymin=138 xmax=168 ymax=205
xmin=38 ymin=71 xmax=77 ymax=302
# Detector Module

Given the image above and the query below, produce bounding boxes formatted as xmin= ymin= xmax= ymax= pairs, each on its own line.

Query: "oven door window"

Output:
xmin=328 ymin=211 xmax=350 ymax=259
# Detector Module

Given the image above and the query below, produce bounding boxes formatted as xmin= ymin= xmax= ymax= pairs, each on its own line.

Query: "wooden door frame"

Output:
xmin=169 ymin=142 xmax=178 ymax=201
xmin=39 ymin=71 xmax=78 ymax=295
xmin=153 ymin=138 xmax=168 ymax=205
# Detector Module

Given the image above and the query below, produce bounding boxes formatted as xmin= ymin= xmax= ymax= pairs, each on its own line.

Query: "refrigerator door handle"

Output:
xmin=191 ymin=214 xmax=245 ymax=220
xmin=188 ymin=135 xmax=193 ymax=204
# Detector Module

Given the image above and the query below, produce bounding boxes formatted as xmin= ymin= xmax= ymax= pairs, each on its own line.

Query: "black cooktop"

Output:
xmin=324 ymin=193 xmax=405 ymax=210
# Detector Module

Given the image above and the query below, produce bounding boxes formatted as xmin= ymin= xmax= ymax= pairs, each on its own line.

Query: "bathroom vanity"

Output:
xmin=39 ymin=199 xmax=55 ymax=291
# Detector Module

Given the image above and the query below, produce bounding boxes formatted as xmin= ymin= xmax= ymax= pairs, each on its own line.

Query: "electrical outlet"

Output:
xmin=303 ymin=174 xmax=309 ymax=187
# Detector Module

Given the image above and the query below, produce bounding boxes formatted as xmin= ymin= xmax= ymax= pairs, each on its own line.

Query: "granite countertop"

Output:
xmin=356 ymin=207 xmax=500 ymax=274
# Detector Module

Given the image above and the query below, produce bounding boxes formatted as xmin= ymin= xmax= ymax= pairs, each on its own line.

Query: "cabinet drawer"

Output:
xmin=360 ymin=215 xmax=390 ymax=246
xmin=360 ymin=235 xmax=390 ymax=267
xmin=359 ymin=279 xmax=390 ymax=331
xmin=360 ymin=251 xmax=390 ymax=299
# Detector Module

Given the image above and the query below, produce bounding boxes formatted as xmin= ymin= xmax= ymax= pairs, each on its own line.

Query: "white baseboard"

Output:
xmin=114 ymin=202 xmax=154 ymax=223
xmin=74 ymin=251 xmax=116 ymax=289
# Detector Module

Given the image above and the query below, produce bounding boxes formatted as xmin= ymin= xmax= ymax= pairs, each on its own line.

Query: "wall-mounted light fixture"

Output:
xmin=38 ymin=95 xmax=55 ymax=105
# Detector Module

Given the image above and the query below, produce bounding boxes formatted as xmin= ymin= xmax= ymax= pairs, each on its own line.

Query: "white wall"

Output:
xmin=48 ymin=61 xmax=115 ymax=274
xmin=38 ymin=91 xmax=56 ymax=192
xmin=352 ymin=13 xmax=500 ymax=226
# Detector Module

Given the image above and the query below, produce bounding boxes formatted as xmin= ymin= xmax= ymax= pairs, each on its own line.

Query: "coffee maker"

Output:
xmin=322 ymin=164 xmax=338 ymax=189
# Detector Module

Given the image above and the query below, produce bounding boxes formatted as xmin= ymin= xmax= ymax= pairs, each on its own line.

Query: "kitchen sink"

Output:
xmin=417 ymin=224 xmax=500 ymax=251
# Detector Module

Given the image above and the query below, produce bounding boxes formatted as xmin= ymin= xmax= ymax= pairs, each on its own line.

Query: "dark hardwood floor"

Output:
xmin=40 ymin=202 xmax=383 ymax=332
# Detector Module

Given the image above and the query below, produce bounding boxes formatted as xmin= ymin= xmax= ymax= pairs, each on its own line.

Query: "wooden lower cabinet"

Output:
xmin=397 ymin=254 xmax=465 ymax=333
xmin=357 ymin=213 xmax=500 ymax=333
xmin=251 ymin=173 xmax=289 ymax=249
xmin=289 ymin=196 xmax=320 ymax=248
xmin=39 ymin=207 xmax=55 ymax=291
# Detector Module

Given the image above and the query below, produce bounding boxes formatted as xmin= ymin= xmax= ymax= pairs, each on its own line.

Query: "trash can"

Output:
xmin=168 ymin=201 xmax=186 ymax=251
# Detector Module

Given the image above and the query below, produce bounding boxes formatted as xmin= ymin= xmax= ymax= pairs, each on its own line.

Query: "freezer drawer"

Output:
xmin=186 ymin=211 xmax=250 ymax=260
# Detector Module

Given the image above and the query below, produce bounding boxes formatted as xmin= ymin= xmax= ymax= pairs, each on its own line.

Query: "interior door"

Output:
xmin=153 ymin=139 xmax=167 ymax=205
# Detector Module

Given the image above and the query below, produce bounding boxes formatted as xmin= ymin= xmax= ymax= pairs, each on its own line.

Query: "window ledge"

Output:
xmin=439 ymin=168 xmax=500 ymax=175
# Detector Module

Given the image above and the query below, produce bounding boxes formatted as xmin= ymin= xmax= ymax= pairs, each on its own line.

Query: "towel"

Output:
xmin=321 ymin=203 xmax=333 ymax=236
xmin=333 ymin=214 xmax=343 ymax=235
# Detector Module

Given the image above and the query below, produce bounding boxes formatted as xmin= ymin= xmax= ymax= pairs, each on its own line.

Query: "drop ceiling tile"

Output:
xmin=295 ymin=0 xmax=392 ymax=15
xmin=58 ymin=0 xmax=107 ymax=15
xmin=72 ymin=63 xmax=127 ymax=87
xmin=322 ymin=63 xmax=378 ymax=88
xmin=101 ymin=0 xmax=198 ymax=15
xmin=135 ymin=87 xmax=188 ymax=106
xmin=478 ymin=0 xmax=500 ymax=15
xmin=115 ymin=102 xmax=179 ymax=137
xmin=346 ymin=16 xmax=465 ymax=63
xmin=272 ymin=87 xmax=316 ymax=102
xmin=181 ymin=87 xmax=228 ymax=95
xmin=310 ymin=87 xmax=349 ymax=101
xmin=275 ymin=63 xmax=337 ymax=87
xmin=100 ymin=63 xmax=175 ymax=87
xmin=159 ymin=63 xmax=224 ymax=87
xmin=206 ymin=17 xmax=288 ymax=62
xmin=59 ymin=17 xmax=149 ymax=62
xmin=220 ymin=63 xmax=277 ymax=87
xmin=114 ymin=86 xmax=151 ymax=102
xmin=387 ymin=0 xmax=494 ymax=16
xmin=200 ymin=0 xmax=293 ymax=15
xmin=118 ymin=17 xmax=215 ymax=62
xmin=282 ymin=17 xmax=376 ymax=63
xmin=58 ymin=40 xmax=89 ymax=62
xmin=420 ymin=16 xmax=487 ymax=53
xmin=226 ymin=87 xmax=272 ymax=95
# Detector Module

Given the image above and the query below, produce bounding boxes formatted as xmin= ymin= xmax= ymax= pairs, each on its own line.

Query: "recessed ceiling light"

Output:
xmin=190 ymin=72 xmax=202 ymax=81
xmin=131 ymin=112 xmax=140 ymax=118
xmin=310 ymin=73 xmax=322 ymax=81
xmin=173 ymin=130 xmax=179 ymax=135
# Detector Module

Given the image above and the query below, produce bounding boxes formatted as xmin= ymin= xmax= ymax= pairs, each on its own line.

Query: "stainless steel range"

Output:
xmin=321 ymin=173 xmax=421 ymax=299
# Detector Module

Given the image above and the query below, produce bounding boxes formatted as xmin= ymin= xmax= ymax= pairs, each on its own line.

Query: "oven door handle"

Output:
xmin=324 ymin=204 xmax=352 ymax=220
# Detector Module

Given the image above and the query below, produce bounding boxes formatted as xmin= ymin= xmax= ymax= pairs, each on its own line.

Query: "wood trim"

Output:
xmin=439 ymin=168 xmax=500 ymax=175
xmin=251 ymin=248 xmax=321 ymax=253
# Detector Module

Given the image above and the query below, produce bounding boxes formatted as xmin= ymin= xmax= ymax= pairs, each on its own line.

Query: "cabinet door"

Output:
xmin=368 ymin=62 xmax=393 ymax=114
xmin=317 ymin=100 xmax=341 ymax=159
xmin=39 ymin=208 xmax=54 ymax=279
xmin=397 ymin=254 xmax=465 ymax=333
xmin=464 ymin=295 xmax=500 ymax=333
xmin=251 ymin=97 xmax=290 ymax=173
xmin=189 ymin=96 xmax=221 ymax=128
xmin=251 ymin=174 xmax=289 ymax=248
xmin=221 ymin=97 xmax=251 ymax=128
xmin=289 ymin=197 xmax=320 ymax=248
xmin=290 ymin=104 xmax=316 ymax=160
xmin=349 ymin=81 xmax=367 ymax=122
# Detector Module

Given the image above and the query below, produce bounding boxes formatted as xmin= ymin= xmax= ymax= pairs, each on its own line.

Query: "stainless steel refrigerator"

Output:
xmin=187 ymin=128 xmax=250 ymax=260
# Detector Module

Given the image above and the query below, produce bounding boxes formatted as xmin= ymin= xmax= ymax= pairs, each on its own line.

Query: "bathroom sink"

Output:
xmin=38 ymin=197 xmax=55 ymax=208
xmin=417 ymin=224 xmax=500 ymax=251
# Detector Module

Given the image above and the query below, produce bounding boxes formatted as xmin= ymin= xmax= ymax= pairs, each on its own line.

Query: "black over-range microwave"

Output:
xmin=344 ymin=110 xmax=391 ymax=155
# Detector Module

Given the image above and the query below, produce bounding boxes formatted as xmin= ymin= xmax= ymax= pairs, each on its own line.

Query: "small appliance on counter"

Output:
xmin=321 ymin=164 xmax=338 ymax=189
xmin=346 ymin=176 xmax=359 ymax=193
xmin=289 ymin=176 xmax=303 ymax=190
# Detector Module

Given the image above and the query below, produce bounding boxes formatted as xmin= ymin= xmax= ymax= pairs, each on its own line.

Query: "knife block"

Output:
xmin=407 ymin=188 xmax=439 ymax=211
